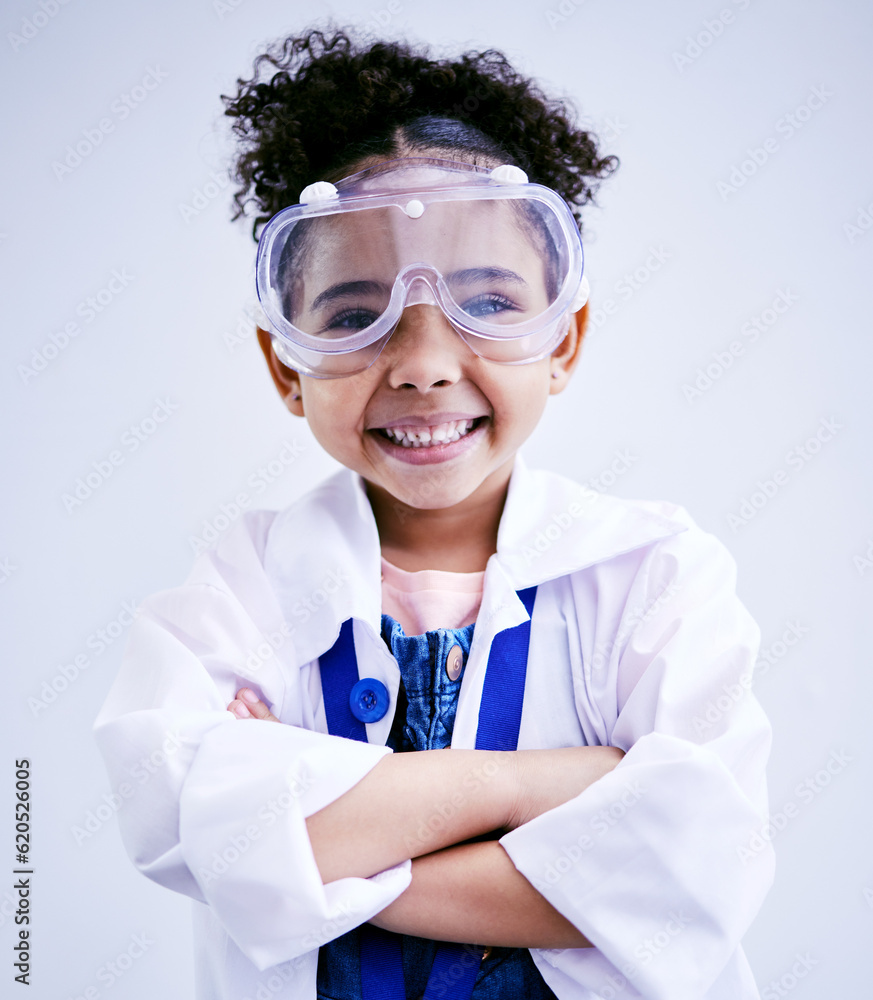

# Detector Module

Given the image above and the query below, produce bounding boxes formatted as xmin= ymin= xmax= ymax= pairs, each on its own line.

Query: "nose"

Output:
xmin=381 ymin=304 xmax=470 ymax=391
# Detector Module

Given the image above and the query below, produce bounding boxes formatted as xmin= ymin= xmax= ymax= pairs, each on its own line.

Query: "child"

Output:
xmin=94 ymin=28 xmax=774 ymax=1000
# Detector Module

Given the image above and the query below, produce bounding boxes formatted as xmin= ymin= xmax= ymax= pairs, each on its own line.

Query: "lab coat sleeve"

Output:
xmin=499 ymin=518 xmax=775 ymax=1000
xmin=93 ymin=560 xmax=411 ymax=972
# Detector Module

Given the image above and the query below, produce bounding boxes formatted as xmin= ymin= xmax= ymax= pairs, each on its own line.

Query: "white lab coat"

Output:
xmin=93 ymin=454 xmax=775 ymax=1000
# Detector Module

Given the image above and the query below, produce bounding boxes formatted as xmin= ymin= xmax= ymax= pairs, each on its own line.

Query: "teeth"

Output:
xmin=382 ymin=419 xmax=478 ymax=448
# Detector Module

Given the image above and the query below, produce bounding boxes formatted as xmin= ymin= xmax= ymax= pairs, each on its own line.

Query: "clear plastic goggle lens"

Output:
xmin=256 ymin=159 xmax=585 ymax=377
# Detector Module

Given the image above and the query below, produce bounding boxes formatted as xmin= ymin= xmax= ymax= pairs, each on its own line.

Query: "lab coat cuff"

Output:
xmin=179 ymin=719 xmax=411 ymax=970
xmin=498 ymin=733 xmax=775 ymax=1000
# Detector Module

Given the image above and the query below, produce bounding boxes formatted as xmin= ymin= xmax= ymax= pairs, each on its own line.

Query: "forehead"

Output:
xmin=301 ymin=199 xmax=548 ymax=273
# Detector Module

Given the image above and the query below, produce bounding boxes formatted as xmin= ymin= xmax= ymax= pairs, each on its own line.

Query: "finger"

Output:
xmin=228 ymin=698 xmax=253 ymax=719
xmin=235 ymin=688 xmax=281 ymax=723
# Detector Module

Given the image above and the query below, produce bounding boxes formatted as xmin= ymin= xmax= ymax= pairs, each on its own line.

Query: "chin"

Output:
xmin=385 ymin=479 xmax=480 ymax=512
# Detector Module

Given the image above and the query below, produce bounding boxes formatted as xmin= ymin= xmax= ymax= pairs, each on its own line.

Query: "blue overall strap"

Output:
xmin=318 ymin=586 xmax=537 ymax=1000
xmin=421 ymin=943 xmax=483 ymax=1000
xmin=319 ymin=619 xmax=366 ymax=741
xmin=359 ymin=925 xmax=407 ymax=999
xmin=319 ymin=619 xmax=406 ymax=995
xmin=475 ymin=586 xmax=537 ymax=752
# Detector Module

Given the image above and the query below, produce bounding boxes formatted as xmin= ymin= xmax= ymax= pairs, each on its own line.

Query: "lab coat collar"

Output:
xmin=263 ymin=452 xmax=688 ymax=667
xmin=495 ymin=453 xmax=688 ymax=588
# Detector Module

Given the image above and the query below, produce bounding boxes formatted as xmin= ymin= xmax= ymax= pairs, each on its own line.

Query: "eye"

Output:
xmin=460 ymin=293 xmax=522 ymax=319
xmin=321 ymin=308 xmax=381 ymax=333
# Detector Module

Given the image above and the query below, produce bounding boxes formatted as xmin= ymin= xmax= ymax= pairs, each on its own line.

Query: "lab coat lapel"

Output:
xmin=454 ymin=454 xmax=690 ymax=746
xmin=495 ymin=454 xmax=689 ymax=588
xmin=263 ymin=470 xmax=384 ymax=667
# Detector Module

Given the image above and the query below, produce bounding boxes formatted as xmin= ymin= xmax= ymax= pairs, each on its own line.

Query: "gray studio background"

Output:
xmin=3 ymin=0 xmax=871 ymax=996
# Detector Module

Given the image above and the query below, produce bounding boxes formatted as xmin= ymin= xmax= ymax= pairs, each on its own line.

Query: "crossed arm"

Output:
xmin=228 ymin=688 xmax=624 ymax=949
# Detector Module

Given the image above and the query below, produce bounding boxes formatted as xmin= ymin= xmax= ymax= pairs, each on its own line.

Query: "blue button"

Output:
xmin=349 ymin=678 xmax=390 ymax=723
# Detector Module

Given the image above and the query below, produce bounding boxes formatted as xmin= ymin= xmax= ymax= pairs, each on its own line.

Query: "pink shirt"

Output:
xmin=380 ymin=556 xmax=485 ymax=635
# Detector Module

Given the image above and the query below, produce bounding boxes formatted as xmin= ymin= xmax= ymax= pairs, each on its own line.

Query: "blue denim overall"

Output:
xmin=316 ymin=614 xmax=558 ymax=1000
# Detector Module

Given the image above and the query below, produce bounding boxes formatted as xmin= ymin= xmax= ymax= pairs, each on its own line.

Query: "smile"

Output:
xmin=370 ymin=416 xmax=488 ymax=465
xmin=378 ymin=418 xmax=483 ymax=448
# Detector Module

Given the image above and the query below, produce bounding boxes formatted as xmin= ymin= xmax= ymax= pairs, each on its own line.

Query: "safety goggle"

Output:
xmin=255 ymin=158 xmax=589 ymax=379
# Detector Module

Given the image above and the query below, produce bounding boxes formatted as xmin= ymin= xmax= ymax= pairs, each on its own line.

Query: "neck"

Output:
xmin=365 ymin=459 xmax=514 ymax=573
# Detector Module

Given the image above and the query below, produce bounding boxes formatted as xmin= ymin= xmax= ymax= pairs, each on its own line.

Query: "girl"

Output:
xmin=94 ymin=28 xmax=774 ymax=1000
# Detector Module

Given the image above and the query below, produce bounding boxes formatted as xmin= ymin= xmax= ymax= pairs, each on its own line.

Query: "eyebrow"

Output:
xmin=310 ymin=280 xmax=390 ymax=311
xmin=447 ymin=266 xmax=528 ymax=287
xmin=308 ymin=267 xmax=529 ymax=312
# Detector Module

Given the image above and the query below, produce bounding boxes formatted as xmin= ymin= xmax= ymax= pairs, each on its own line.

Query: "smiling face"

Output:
xmin=258 ymin=154 xmax=586 ymax=554
xmin=299 ymin=304 xmax=559 ymax=508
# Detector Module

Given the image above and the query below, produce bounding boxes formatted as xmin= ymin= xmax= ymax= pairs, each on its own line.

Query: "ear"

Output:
xmin=549 ymin=304 xmax=588 ymax=394
xmin=256 ymin=328 xmax=305 ymax=416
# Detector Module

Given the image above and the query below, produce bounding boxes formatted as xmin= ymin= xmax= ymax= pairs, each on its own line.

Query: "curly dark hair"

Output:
xmin=222 ymin=27 xmax=619 ymax=241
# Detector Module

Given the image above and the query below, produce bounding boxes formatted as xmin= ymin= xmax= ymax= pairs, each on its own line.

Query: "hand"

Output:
xmin=227 ymin=688 xmax=280 ymax=722
xmin=505 ymin=745 xmax=626 ymax=830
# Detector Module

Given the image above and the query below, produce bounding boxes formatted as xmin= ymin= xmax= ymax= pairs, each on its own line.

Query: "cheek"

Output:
xmin=489 ymin=373 xmax=550 ymax=428
xmin=303 ymin=387 xmax=364 ymax=448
